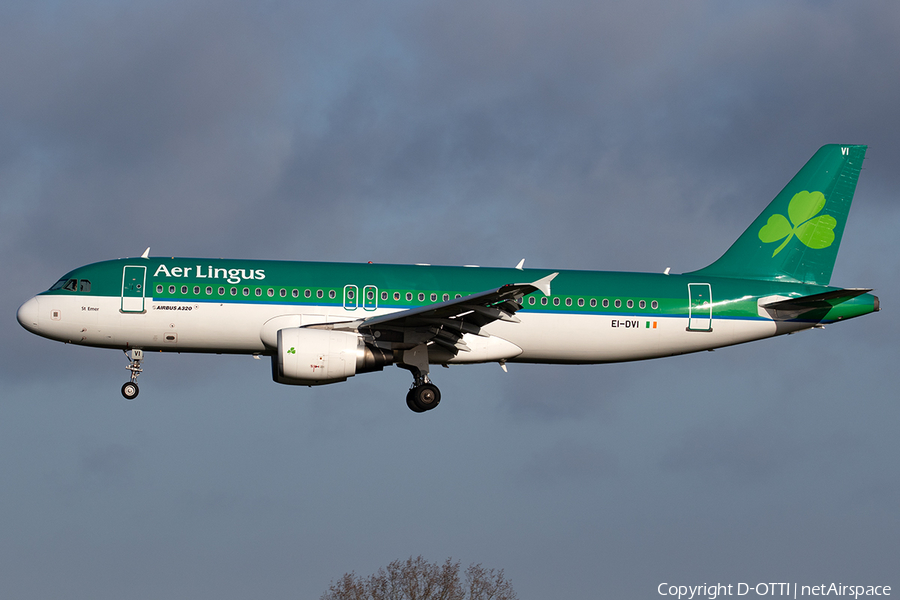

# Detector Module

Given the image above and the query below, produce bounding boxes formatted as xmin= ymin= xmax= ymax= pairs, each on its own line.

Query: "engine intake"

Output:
xmin=272 ymin=328 xmax=392 ymax=385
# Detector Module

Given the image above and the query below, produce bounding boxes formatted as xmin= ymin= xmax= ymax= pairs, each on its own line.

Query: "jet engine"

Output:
xmin=272 ymin=327 xmax=392 ymax=385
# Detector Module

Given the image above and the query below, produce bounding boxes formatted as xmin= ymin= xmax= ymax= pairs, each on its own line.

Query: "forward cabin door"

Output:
xmin=121 ymin=266 xmax=147 ymax=313
xmin=687 ymin=283 xmax=712 ymax=332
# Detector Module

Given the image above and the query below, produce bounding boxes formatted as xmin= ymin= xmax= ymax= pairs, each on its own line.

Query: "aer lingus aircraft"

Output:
xmin=17 ymin=144 xmax=879 ymax=412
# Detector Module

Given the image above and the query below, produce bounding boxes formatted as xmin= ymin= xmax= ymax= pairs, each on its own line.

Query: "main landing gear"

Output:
xmin=122 ymin=349 xmax=143 ymax=400
xmin=399 ymin=344 xmax=441 ymax=413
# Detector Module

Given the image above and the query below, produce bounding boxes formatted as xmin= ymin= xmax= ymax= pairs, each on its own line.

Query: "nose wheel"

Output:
xmin=122 ymin=349 xmax=143 ymax=400
xmin=121 ymin=381 xmax=139 ymax=400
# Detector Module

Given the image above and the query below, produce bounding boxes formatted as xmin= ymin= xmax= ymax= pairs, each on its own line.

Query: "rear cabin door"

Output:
xmin=121 ymin=266 xmax=147 ymax=313
xmin=687 ymin=283 xmax=712 ymax=332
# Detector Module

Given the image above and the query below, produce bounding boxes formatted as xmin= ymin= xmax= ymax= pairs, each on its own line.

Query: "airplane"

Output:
xmin=17 ymin=144 xmax=879 ymax=412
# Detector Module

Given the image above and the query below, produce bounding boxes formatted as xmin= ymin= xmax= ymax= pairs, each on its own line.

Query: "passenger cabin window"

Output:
xmin=157 ymin=285 xmax=164 ymax=294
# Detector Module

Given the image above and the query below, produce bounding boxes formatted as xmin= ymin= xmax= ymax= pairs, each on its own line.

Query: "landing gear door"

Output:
xmin=687 ymin=283 xmax=712 ymax=332
xmin=121 ymin=266 xmax=147 ymax=313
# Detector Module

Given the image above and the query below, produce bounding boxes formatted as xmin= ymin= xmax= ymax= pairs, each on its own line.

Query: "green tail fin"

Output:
xmin=688 ymin=144 xmax=867 ymax=285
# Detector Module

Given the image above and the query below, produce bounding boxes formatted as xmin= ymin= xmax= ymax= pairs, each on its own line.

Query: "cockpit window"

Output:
xmin=79 ymin=280 xmax=91 ymax=292
xmin=62 ymin=279 xmax=78 ymax=291
xmin=49 ymin=278 xmax=69 ymax=291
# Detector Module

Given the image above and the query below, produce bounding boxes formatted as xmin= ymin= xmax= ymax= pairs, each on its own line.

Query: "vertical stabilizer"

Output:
xmin=687 ymin=144 xmax=866 ymax=285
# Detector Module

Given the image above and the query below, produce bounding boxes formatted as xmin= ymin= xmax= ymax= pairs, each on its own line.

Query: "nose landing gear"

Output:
xmin=122 ymin=349 xmax=143 ymax=400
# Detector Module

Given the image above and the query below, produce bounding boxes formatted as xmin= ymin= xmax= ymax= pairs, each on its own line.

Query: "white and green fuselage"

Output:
xmin=16 ymin=258 xmax=878 ymax=361
xmin=16 ymin=145 xmax=880 ymax=410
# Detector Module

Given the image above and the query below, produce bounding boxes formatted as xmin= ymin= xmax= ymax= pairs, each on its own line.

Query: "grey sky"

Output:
xmin=2 ymin=1 xmax=898 ymax=598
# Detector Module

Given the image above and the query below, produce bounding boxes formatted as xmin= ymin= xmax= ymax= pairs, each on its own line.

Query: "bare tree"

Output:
xmin=320 ymin=555 xmax=518 ymax=600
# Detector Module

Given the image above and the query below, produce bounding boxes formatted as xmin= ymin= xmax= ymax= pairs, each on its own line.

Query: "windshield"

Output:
xmin=48 ymin=277 xmax=84 ymax=292
xmin=49 ymin=277 xmax=70 ymax=291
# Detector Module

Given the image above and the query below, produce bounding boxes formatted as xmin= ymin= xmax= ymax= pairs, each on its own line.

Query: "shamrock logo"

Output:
xmin=758 ymin=191 xmax=836 ymax=257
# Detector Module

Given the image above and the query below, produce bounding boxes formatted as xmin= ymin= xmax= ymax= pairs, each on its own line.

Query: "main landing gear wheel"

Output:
xmin=121 ymin=382 xmax=139 ymax=400
xmin=399 ymin=347 xmax=440 ymax=413
xmin=407 ymin=383 xmax=441 ymax=412
xmin=406 ymin=389 xmax=426 ymax=413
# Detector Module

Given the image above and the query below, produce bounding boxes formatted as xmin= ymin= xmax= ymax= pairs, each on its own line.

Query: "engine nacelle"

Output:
xmin=272 ymin=328 xmax=392 ymax=385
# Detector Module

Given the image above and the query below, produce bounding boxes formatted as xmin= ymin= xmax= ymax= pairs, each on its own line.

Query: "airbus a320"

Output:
xmin=17 ymin=145 xmax=879 ymax=412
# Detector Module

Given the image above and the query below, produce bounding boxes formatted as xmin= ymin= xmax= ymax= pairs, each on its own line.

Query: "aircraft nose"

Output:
xmin=17 ymin=296 xmax=40 ymax=333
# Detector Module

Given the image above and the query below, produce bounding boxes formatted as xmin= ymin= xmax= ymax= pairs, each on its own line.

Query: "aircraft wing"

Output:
xmin=327 ymin=272 xmax=557 ymax=355
xmin=759 ymin=288 xmax=872 ymax=320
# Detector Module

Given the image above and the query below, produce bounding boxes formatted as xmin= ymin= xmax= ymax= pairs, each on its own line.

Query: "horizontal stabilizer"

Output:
xmin=760 ymin=288 xmax=871 ymax=320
